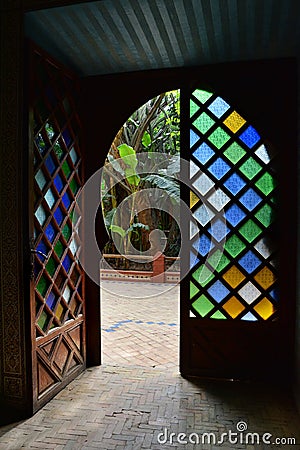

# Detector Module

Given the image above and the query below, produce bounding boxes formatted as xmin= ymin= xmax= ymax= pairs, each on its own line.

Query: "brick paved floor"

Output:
xmin=101 ymin=281 xmax=179 ymax=368
xmin=1 ymin=281 xmax=300 ymax=449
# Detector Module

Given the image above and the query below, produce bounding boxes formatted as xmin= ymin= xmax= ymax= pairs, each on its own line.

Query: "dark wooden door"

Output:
xmin=29 ymin=44 xmax=86 ymax=410
xmin=180 ymin=82 xmax=295 ymax=382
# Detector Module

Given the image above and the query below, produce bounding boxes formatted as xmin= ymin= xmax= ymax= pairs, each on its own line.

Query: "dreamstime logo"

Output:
xmin=74 ymin=152 xmax=227 ymax=298
xmin=157 ymin=421 xmax=297 ymax=446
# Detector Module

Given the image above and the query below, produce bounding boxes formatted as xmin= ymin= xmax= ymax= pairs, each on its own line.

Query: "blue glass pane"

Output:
xmin=192 ymin=142 xmax=214 ymax=165
xmin=225 ymin=205 xmax=246 ymax=227
xmin=270 ymin=288 xmax=279 ymax=302
xmin=241 ymin=311 xmax=258 ymax=321
xmin=35 ymin=205 xmax=46 ymax=226
xmin=207 ymin=219 xmax=230 ymax=242
xmin=190 ymin=129 xmax=199 ymax=147
xmin=62 ymin=254 xmax=72 ymax=273
xmin=62 ymin=192 xmax=71 ymax=210
xmin=239 ymin=188 xmax=262 ymax=211
xmin=193 ymin=205 xmax=215 ymax=226
xmin=54 ymin=206 xmax=64 ymax=226
xmin=193 ymin=234 xmax=214 ymax=257
xmin=45 ymin=154 xmax=56 ymax=175
xmin=238 ymin=251 xmax=261 ymax=274
xmin=239 ymin=125 xmax=260 ymax=149
xmin=208 ymin=158 xmax=230 ymax=180
xmin=53 ymin=174 xmax=64 ymax=193
xmin=208 ymin=97 xmax=230 ymax=118
xmin=63 ymin=128 xmax=72 ymax=147
xmin=37 ymin=240 xmax=48 ymax=261
xmin=46 ymin=291 xmax=57 ymax=310
xmin=224 ymin=173 xmax=246 ymax=195
xmin=208 ymin=280 xmax=230 ymax=303
xmin=35 ymin=134 xmax=47 ymax=155
xmin=190 ymin=252 xmax=200 ymax=269
xmin=45 ymin=222 xmax=56 ymax=243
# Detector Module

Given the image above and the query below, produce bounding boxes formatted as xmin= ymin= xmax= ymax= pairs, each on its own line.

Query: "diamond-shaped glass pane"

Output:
xmin=46 ymin=291 xmax=58 ymax=311
xmin=190 ymin=160 xmax=199 ymax=179
xmin=192 ymin=294 xmax=214 ymax=317
xmin=63 ymin=284 xmax=72 ymax=303
xmin=255 ymin=173 xmax=276 ymax=196
xmin=223 ymin=111 xmax=246 ymax=133
xmin=208 ymin=189 xmax=230 ymax=211
xmin=190 ymin=129 xmax=199 ymax=147
xmin=255 ymin=145 xmax=271 ymax=164
xmin=35 ymin=169 xmax=47 ymax=191
xmin=239 ymin=188 xmax=262 ymax=211
xmin=45 ymin=222 xmax=56 ymax=243
xmin=193 ymin=173 xmax=214 ymax=196
xmin=208 ymin=158 xmax=230 ymax=180
xmin=37 ymin=310 xmax=50 ymax=332
xmin=190 ymin=220 xmax=198 ymax=239
xmin=254 ymin=267 xmax=275 ymax=289
xmin=207 ymin=249 xmax=230 ymax=272
xmin=45 ymin=154 xmax=56 ymax=175
xmin=36 ymin=240 xmax=48 ymax=261
xmin=239 ymin=157 xmax=262 ymax=180
xmin=62 ymin=254 xmax=72 ymax=273
xmin=62 ymin=223 xmax=71 ymax=242
xmin=238 ymin=251 xmax=261 ymax=274
xmin=45 ymin=257 xmax=57 ymax=278
xmin=225 ymin=205 xmax=246 ymax=227
xmin=53 ymin=173 xmax=64 ymax=193
xmin=62 ymin=160 xmax=71 ymax=179
xmin=193 ymin=204 xmax=214 ymax=226
xmin=70 ymin=147 xmax=78 ymax=165
xmin=54 ymin=239 xmax=64 ymax=258
xmin=208 ymin=127 xmax=230 ymax=149
xmin=54 ymin=206 xmax=64 ymax=226
xmin=253 ymin=298 xmax=275 ymax=320
xmin=36 ymin=275 xmax=49 ymax=297
xmin=255 ymin=204 xmax=274 ymax=227
xmin=223 ymin=266 xmax=245 ymax=288
xmin=225 ymin=235 xmax=246 ymax=258
xmin=222 ymin=296 xmax=245 ymax=318
xmin=208 ymin=280 xmax=230 ymax=303
xmin=192 ymin=142 xmax=215 ymax=164
xmin=62 ymin=191 xmax=72 ymax=210
xmin=208 ymin=219 xmax=230 ymax=242
xmin=192 ymin=264 xmax=214 ymax=287
xmin=70 ymin=238 xmax=79 ymax=256
xmin=193 ymin=112 xmax=215 ymax=134
xmin=35 ymin=204 xmax=47 ymax=226
xmin=190 ymin=99 xmax=199 ymax=118
xmin=239 ymin=125 xmax=260 ymax=148
xmin=223 ymin=142 xmax=246 ymax=164
xmin=190 ymin=281 xmax=199 ymax=299
xmin=238 ymin=281 xmax=260 ymax=304
xmin=208 ymin=97 xmax=230 ymax=118
xmin=254 ymin=238 xmax=273 ymax=259
xmin=223 ymin=173 xmax=246 ymax=195
xmin=45 ymin=188 xmax=56 ymax=209
xmin=193 ymin=89 xmax=213 ymax=104
xmin=239 ymin=220 xmax=262 ymax=243
xmin=193 ymin=234 xmax=214 ymax=257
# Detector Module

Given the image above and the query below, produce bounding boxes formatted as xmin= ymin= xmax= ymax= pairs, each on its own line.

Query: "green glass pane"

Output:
xmin=54 ymin=240 xmax=64 ymax=258
xmin=239 ymin=157 xmax=262 ymax=180
xmin=70 ymin=178 xmax=79 ymax=195
xmin=46 ymin=257 xmax=57 ymax=278
xmin=192 ymin=264 xmax=214 ymax=287
xmin=62 ymin=160 xmax=71 ymax=179
xmin=192 ymin=294 xmax=214 ymax=317
xmin=190 ymin=281 xmax=199 ymax=299
xmin=255 ymin=173 xmax=276 ymax=195
xmin=208 ymin=127 xmax=230 ymax=149
xmin=223 ymin=142 xmax=246 ymax=164
xmin=35 ymin=169 xmax=47 ymax=191
xmin=62 ymin=223 xmax=71 ymax=242
xmin=193 ymin=89 xmax=213 ymax=104
xmin=225 ymin=235 xmax=246 ymax=258
xmin=53 ymin=141 xmax=65 ymax=160
xmin=37 ymin=310 xmax=49 ymax=331
xmin=193 ymin=112 xmax=215 ymax=134
xmin=255 ymin=204 xmax=274 ymax=227
xmin=211 ymin=310 xmax=226 ymax=319
xmin=190 ymin=99 xmax=199 ymax=118
xmin=207 ymin=250 xmax=230 ymax=272
xmin=239 ymin=220 xmax=262 ymax=243
xmin=36 ymin=276 xmax=48 ymax=297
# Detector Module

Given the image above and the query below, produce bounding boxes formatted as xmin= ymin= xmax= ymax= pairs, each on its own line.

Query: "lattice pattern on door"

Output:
xmin=189 ymin=89 xmax=278 ymax=321
xmin=31 ymin=47 xmax=85 ymax=400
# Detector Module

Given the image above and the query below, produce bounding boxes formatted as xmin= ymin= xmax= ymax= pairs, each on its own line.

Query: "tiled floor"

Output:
xmin=0 ymin=281 xmax=300 ymax=449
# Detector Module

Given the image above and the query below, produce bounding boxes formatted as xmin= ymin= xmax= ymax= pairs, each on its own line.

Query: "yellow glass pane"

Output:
xmin=254 ymin=266 xmax=275 ymax=289
xmin=223 ymin=265 xmax=246 ymax=288
xmin=222 ymin=296 xmax=245 ymax=318
xmin=253 ymin=298 xmax=275 ymax=320
xmin=55 ymin=303 xmax=64 ymax=321
xmin=190 ymin=191 xmax=200 ymax=208
xmin=223 ymin=111 xmax=246 ymax=133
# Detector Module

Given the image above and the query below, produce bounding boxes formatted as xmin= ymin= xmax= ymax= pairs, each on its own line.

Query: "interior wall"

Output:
xmin=296 ymin=61 xmax=300 ymax=412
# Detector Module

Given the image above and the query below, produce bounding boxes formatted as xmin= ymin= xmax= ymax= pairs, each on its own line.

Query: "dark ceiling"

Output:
xmin=25 ymin=0 xmax=300 ymax=77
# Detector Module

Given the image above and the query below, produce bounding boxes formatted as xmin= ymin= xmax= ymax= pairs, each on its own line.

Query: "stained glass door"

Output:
xmin=30 ymin=45 xmax=85 ymax=410
xmin=180 ymin=87 xmax=289 ymax=381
